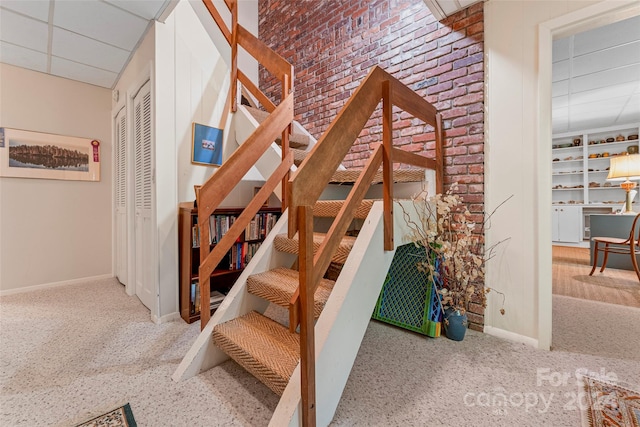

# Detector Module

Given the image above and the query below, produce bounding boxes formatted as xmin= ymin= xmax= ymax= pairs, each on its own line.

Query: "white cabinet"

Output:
xmin=552 ymin=206 xmax=582 ymax=243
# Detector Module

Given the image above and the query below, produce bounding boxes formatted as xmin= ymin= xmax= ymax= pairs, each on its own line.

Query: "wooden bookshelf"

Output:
xmin=178 ymin=202 xmax=281 ymax=323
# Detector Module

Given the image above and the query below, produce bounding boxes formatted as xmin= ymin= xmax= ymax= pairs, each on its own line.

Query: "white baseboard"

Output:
xmin=484 ymin=326 xmax=540 ymax=349
xmin=0 ymin=274 xmax=115 ymax=296
xmin=152 ymin=311 xmax=181 ymax=324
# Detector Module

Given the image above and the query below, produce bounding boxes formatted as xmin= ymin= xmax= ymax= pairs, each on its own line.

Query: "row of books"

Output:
xmin=191 ymin=212 xmax=280 ymax=248
xmin=190 ymin=283 xmax=226 ymax=316
xmin=228 ymin=241 xmax=262 ymax=270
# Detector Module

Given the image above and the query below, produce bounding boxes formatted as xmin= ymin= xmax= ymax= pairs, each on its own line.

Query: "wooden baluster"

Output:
xmin=382 ymin=80 xmax=394 ymax=251
xmin=281 ymin=74 xmax=290 ymax=212
xmin=298 ymin=205 xmax=316 ymax=427
xmin=435 ymin=112 xmax=444 ymax=194
xmin=199 ymin=213 xmax=212 ymax=329
xmin=230 ymin=0 xmax=238 ymax=112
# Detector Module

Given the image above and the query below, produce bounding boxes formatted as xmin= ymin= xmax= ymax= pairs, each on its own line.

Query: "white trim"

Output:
xmin=537 ymin=0 xmax=640 ymax=352
xmin=0 ymin=274 xmax=114 ymax=297
xmin=152 ymin=311 xmax=181 ymax=324
xmin=484 ymin=326 xmax=539 ymax=349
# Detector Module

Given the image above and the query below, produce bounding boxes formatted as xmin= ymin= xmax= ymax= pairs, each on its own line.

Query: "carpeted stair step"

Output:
xmin=212 ymin=311 xmax=299 ymax=395
xmin=244 ymin=106 xmax=310 ymax=149
xmin=274 ymin=232 xmax=356 ymax=264
xmin=246 ymin=267 xmax=335 ymax=317
xmin=292 ymin=147 xmax=307 ymax=166
xmin=330 ymin=168 xmax=425 ymax=184
xmin=313 ymin=199 xmax=376 ymax=219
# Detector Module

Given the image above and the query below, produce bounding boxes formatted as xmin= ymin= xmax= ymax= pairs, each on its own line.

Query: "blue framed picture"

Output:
xmin=192 ymin=123 xmax=223 ymax=166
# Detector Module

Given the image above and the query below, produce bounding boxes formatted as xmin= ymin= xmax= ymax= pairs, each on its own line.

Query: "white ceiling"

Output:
xmin=422 ymin=0 xmax=482 ymax=20
xmin=552 ymin=15 xmax=640 ymax=134
xmin=0 ymin=0 xmax=171 ymax=89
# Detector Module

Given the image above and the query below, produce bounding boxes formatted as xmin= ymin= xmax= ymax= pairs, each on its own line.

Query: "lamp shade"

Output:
xmin=607 ymin=154 xmax=640 ymax=181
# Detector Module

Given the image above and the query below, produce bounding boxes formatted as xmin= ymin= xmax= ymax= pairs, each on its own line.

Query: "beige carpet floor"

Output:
xmin=552 ymin=245 xmax=640 ymax=308
xmin=1 ymin=278 xmax=639 ymax=426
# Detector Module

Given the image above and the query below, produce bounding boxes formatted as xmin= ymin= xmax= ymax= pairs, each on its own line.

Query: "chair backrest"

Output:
xmin=629 ymin=213 xmax=640 ymax=244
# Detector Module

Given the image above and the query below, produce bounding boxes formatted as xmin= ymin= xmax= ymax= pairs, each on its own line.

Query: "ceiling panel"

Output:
xmin=573 ymin=16 xmax=640 ymax=57
xmin=0 ymin=8 xmax=48 ymax=53
xmin=552 ymin=15 xmax=640 ymax=133
xmin=572 ymin=41 xmax=640 ymax=77
xmin=104 ymin=0 xmax=167 ymax=20
xmin=0 ymin=0 xmax=49 ymax=21
xmin=52 ymin=27 xmax=130 ymax=73
xmin=0 ymin=41 xmax=47 ymax=73
xmin=50 ymin=56 xmax=118 ymax=88
xmin=0 ymin=0 xmax=171 ymax=89
xmin=53 ymin=1 xmax=149 ymax=51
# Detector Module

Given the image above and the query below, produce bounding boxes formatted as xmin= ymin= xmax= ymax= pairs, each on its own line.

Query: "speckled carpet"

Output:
xmin=1 ymin=278 xmax=639 ymax=426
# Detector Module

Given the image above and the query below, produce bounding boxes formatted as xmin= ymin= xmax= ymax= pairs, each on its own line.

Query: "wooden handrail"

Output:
xmin=238 ymin=71 xmax=276 ymax=113
xmin=288 ymin=66 xmax=443 ymax=236
xmin=202 ymin=0 xmax=231 ymax=44
xmin=237 ymin=26 xmax=293 ymax=83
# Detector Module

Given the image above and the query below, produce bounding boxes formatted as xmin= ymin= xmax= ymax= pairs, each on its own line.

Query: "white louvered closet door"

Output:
xmin=115 ymin=107 xmax=128 ymax=285
xmin=133 ymin=80 xmax=154 ymax=311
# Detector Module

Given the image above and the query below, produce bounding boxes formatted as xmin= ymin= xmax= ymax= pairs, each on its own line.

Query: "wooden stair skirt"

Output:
xmin=211 ymin=199 xmax=374 ymax=396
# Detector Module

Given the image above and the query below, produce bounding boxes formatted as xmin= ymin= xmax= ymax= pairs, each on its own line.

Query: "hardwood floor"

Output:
xmin=552 ymin=245 xmax=640 ymax=308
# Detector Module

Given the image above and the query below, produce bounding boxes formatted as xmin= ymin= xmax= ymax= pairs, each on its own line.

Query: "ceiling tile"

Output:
xmin=573 ymin=15 xmax=640 ymax=57
xmin=552 ymin=80 xmax=568 ymax=97
xmin=552 ymin=95 xmax=569 ymax=109
xmin=572 ymin=41 xmax=640 ymax=78
xmin=104 ymin=0 xmax=168 ymax=20
xmin=568 ymin=82 xmax=639 ymax=107
xmin=53 ymin=0 xmax=148 ymax=51
xmin=552 ymin=38 xmax=570 ymax=62
xmin=0 ymin=8 xmax=48 ymax=53
xmin=571 ymin=64 xmax=640 ymax=94
xmin=0 ymin=41 xmax=47 ymax=73
xmin=50 ymin=56 xmax=117 ymax=88
xmin=52 ymin=27 xmax=129 ymax=73
xmin=552 ymin=59 xmax=569 ymax=82
xmin=0 ymin=1 xmax=49 ymax=22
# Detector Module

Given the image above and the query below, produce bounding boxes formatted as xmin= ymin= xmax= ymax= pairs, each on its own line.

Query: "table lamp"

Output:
xmin=607 ymin=153 xmax=640 ymax=214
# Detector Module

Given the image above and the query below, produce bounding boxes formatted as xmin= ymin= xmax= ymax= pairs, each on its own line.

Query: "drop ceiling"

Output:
xmin=552 ymin=15 xmax=640 ymax=134
xmin=0 ymin=0 xmax=172 ymax=89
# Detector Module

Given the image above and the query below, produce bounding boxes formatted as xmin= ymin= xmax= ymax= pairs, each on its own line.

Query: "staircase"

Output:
xmin=174 ymin=2 xmax=444 ymax=426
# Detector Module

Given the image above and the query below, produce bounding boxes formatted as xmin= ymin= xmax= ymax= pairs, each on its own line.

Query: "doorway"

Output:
xmin=540 ymin=1 xmax=640 ymax=350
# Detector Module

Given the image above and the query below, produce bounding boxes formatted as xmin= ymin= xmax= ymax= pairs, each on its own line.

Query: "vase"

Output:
xmin=444 ymin=309 xmax=468 ymax=341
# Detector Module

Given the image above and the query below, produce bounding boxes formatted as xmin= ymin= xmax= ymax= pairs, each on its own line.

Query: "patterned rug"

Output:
xmin=75 ymin=403 xmax=136 ymax=427
xmin=582 ymin=375 xmax=640 ymax=427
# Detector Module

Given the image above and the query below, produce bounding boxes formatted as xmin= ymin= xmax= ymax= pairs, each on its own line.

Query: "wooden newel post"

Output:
xmin=298 ymin=205 xmax=316 ymax=427
xmin=382 ymin=80 xmax=394 ymax=251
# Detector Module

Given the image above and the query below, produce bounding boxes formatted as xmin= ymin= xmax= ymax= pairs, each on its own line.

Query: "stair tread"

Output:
xmin=330 ymin=169 xmax=425 ymax=184
xmin=213 ymin=311 xmax=299 ymax=395
xmin=313 ymin=199 xmax=377 ymax=219
xmin=274 ymin=232 xmax=356 ymax=264
xmin=244 ymin=106 xmax=310 ymax=149
xmin=247 ymin=267 xmax=335 ymax=317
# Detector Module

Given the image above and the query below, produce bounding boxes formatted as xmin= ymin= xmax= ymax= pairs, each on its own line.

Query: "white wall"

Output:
xmin=0 ymin=64 xmax=112 ymax=293
xmin=483 ymin=0 xmax=635 ymax=348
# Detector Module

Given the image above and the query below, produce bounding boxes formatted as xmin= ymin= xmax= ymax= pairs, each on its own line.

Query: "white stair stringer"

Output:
xmin=171 ymin=212 xmax=296 ymax=382
xmin=270 ymin=200 xmax=420 ymax=427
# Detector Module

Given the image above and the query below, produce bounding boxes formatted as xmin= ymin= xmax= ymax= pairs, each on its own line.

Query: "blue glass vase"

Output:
xmin=444 ymin=309 xmax=468 ymax=341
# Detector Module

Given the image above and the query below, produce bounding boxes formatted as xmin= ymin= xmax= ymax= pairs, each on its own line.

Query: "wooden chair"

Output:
xmin=589 ymin=212 xmax=640 ymax=281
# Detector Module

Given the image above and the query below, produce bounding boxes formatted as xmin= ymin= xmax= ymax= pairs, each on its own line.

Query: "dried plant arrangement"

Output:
xmin=399 ymin=183 xmax=511 ymax=317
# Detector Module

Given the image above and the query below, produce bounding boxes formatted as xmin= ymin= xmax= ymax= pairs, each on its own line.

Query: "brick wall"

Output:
xmin=258 ymin=0 xmax=485 ymax=330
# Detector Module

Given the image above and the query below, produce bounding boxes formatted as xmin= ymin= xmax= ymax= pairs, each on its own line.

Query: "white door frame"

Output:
xmin=537 ymin=0 xmax=640 ymax=350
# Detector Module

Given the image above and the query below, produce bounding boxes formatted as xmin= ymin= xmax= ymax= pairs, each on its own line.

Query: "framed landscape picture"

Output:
xmin=0 ymin=127 xmax=100 ymax=181
xmin=192 ymin=123 xmax=223 ymax=167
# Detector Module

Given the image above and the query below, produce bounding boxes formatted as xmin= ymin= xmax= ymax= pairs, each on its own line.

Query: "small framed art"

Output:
xmin=192 ymin=123 xmax=223 ymax=166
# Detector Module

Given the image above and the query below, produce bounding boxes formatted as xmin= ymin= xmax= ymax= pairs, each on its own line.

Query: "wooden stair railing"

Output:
xmin=198 ymin=0 xmax=294 ymax=329
xmin=287 ymin=65 xmax=444 ymax=427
